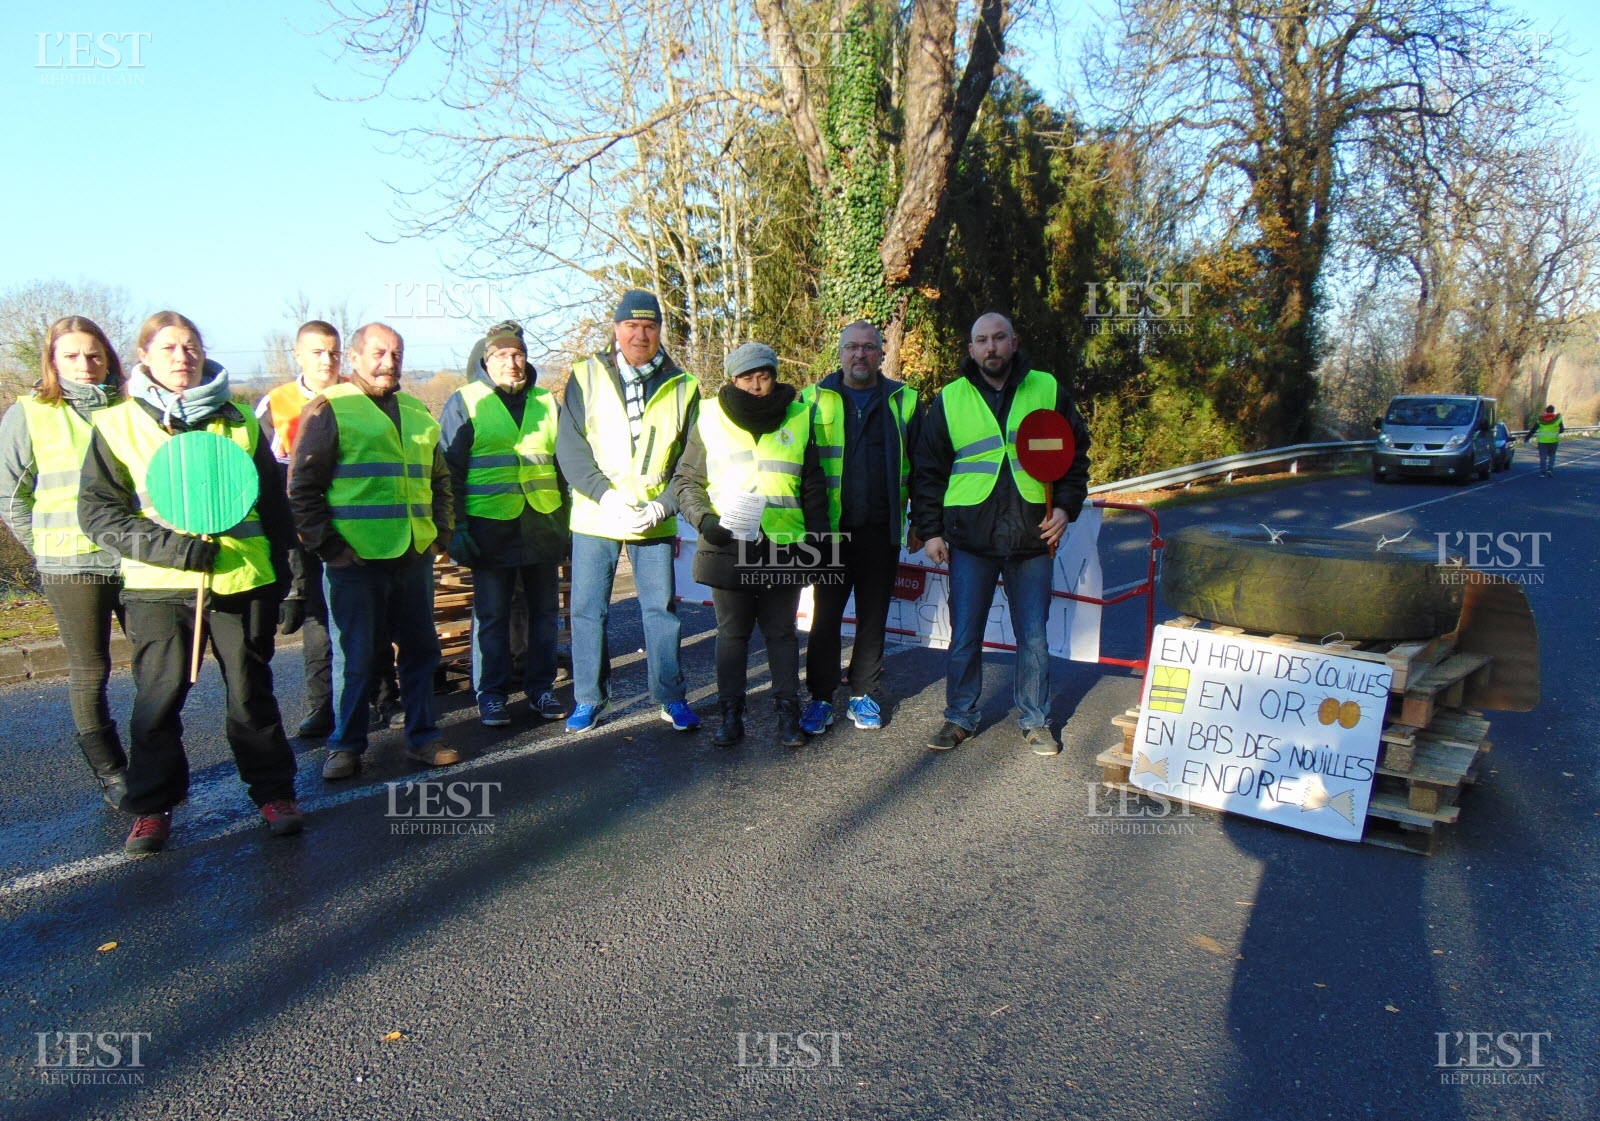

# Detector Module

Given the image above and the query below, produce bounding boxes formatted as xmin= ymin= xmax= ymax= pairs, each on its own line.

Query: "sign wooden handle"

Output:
xmin=189 ymin=569 xmax=209 ymax=684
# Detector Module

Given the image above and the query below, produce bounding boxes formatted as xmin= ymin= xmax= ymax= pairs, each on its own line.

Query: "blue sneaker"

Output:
xmin=847 ymin=695 xmax=882 ymax=729
xmin=660 ymin=700 xmax=700 ymax=732
xmin=566 ymin=701 xmax=608 ymax=733
xmin=799 ymin=700 xmax=833 ymax=735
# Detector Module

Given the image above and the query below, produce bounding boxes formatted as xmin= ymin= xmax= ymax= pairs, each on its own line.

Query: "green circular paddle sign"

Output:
xmin=146 ymin=430 xmax=258 ymax=534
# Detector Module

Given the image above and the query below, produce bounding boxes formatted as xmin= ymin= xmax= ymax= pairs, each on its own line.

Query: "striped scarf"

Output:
xmin=617 ymin=350 xmax=664 ymax=446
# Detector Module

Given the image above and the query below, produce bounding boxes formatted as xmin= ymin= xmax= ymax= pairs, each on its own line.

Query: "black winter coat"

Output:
xmin=672 ymin=385 xmax=831 ymax=592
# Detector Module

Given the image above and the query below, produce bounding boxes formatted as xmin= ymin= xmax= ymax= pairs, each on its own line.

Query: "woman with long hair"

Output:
xmin=78 ymin=311 xmax=304 ymax=856
xmin=0 ymin=317 xmax=130 ymax=803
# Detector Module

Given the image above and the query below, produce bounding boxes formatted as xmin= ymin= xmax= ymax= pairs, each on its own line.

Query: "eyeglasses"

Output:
xmin=840 ymin=343 xmax=881 ymax=354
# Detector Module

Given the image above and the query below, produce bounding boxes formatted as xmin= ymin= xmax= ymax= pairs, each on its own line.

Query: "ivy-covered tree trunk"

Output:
xmin=817 ymin=4 xmax=895 ymax=335
xmin=753 ymin=0 xmax=1005 ymax=382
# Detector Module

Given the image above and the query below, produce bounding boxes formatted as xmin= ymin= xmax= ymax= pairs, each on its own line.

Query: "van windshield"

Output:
xmin=1385 ymin=398 xmax=1477 ymax=427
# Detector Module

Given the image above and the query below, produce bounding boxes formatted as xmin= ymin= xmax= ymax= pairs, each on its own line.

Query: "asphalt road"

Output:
xmin=3 ymin=445 xmax=1597 ymax=1121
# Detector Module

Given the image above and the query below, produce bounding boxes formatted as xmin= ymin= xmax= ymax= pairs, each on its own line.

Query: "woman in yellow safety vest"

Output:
xmin=0 ymin=317 xmax=129 ymax=804
xmin=672 ymin=342 xmax=830 ymax=748
xmin=77 ymin=311 xmax=303 ymax=857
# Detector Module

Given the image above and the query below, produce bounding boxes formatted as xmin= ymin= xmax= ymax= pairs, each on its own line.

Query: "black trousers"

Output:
xmin=712 ymin=585 xmax=802 ymax=704
xmin=806 ymin=530 xmax=900 ymax=700
xmin=297 ymin=549 xmax=333 ymax=717
xmin=121 ymin=591 xmax=298 ymax=814
xmin=40 ymin=572 xmax=125 ymax=736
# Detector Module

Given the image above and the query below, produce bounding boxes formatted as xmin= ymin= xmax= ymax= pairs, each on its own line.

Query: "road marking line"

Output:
xmin=1337 ymin=449 xmax=1600 ymax=529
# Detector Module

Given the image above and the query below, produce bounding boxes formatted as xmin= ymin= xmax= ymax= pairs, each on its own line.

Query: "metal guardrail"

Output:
xmin=1088 ymin=440 xmax=1375 ymax=495
xmin=1088 ymin=426 xmax=1599 ymax=496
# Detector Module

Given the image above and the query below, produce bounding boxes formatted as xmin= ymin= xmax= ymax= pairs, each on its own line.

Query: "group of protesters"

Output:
xmin=0 ymin=289 xmax=1091 ymax=858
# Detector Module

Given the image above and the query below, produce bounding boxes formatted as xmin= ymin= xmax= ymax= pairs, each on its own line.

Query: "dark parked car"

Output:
xmin=1492 ymin=422 xmax=1515 ymax=471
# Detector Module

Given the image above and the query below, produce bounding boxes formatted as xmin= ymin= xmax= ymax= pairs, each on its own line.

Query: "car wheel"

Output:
xmin=1160 ymin=524 xmax=1466 ymax=641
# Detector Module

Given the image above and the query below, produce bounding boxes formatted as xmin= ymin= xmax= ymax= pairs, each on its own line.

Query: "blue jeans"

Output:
xmin=569 ymin=532 xmax=684 ymax=706
xmin=324 ymin=559 xmax=441 ymax=752
xmin=471 ymin=562 xmax=560 ymax=705
xmin=944 ymin=548 xmax=1053 ymax=732
xmin=1537 ymin=443 xmax=1557 ymax=472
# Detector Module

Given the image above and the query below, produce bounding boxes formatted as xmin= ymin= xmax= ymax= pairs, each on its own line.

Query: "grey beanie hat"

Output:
xmin=724 ymin=341 xmax=779 ymax=380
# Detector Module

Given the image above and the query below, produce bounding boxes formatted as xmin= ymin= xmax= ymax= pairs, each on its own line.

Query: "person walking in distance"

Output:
xmin=672 ymin=343 xmax=830 ymax=748
xmin=78 ymin=311 xmax=303 ymax=855
xmin=439 ymin=322 xmax=570 ymax=726
xmin=255 ymin=320 xmax=342 ymax=738
xmin=289 ymin=323 xmax=459 ymax=780
xmin=0 ymin=317 xmax=129 ymax=805
xmin=1524 ymin=405 xmax=1565 ymax=477
xmin=910 ymin=312 xmax=1090 ymax=756
xmin=556 ymin=289 xmax=700 ymax=734
xmin=798 ymin=321 xmax=923 ymax=735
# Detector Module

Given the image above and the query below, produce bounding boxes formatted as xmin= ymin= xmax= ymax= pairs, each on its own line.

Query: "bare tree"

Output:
xmin=1458 ymin=138 xmax=1600 ymax=407
xmin=1094 ymin=0 xmax=1558 ymax=445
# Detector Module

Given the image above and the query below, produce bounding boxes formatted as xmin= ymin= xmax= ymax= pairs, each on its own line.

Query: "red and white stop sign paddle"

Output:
xmin=1015 ymin=409 xmax=1076 ymax=555
xmin=1016 ymin=409 xmax=1076 ymax=483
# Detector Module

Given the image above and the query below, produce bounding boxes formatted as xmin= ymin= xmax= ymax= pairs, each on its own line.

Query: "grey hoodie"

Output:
xmin=0 ymin=379 xmax=122 ymax=575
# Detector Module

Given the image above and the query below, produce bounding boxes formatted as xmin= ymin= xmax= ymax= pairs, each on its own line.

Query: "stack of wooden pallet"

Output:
xmin=1098 ymin=618 xmax=1495 ymax=855
xmin=430 ymin=558 xmax=573 ymax=692
xmin=433 ymin=558 xmax=475 ymax=690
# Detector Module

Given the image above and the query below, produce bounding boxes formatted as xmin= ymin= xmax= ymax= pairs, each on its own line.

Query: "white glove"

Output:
xmin=599 ymin=488 xmax=639 ymax=527
xmin=629 ymin=500 xmax=667 ymax=534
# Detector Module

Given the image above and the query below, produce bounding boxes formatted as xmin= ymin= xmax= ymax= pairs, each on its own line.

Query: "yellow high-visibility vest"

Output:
xmin=457 ymin=381 xmax=560 ymax=518
xmin=90 ymin=402 xmax=273 ymax=594
xmin=940 ymin=370 xmax=1057 ymax=507
xmin=322 ymin=384 xmax=440 ymax=559
xmin=566 ymin=355 xmax=697 ymax=541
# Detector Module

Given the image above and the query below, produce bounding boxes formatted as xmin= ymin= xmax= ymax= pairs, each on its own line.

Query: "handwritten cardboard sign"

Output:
xmin=1131 ymin=625 xmax=1391 ymax=841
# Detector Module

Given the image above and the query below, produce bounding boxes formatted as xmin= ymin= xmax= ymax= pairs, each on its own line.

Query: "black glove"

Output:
xmin=184 ymin=536 xmax=222 ymax=573
xmin=278 ymin=598 xmax=306 ymax=635
xmin=699 ymin=515 xmax=734 ymax=548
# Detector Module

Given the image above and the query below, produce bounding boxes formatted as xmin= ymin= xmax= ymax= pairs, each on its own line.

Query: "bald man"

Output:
xmin=910 ymin=313 xmax=1091 ymax=756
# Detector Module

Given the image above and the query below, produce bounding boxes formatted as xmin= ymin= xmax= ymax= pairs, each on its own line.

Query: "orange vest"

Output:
xmin=261 ymin=381 xmax=314 ymax=463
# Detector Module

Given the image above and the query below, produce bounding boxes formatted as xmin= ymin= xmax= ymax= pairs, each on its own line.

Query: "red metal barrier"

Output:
xmin=1076 ymin=499 xmax=1162 ymax=672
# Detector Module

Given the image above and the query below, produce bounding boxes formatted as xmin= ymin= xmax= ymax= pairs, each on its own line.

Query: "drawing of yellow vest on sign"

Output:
xmin=1148 ymin=666 xmax=1191 ymax=713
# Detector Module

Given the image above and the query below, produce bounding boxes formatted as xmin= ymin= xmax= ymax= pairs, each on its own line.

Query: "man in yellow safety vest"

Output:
xmin=438 ymin=322 xmax=570 ymax=727
xmin=556 ymin=290 xmax=700 ymax=734
xmin=288 ymin=322 xmax=459 ymax=780
xmin=1523 ymin=405 xmax=1565 ymax=477
xmin=910 ymin=312 xmax=1091 ymax=757
xmin=797 ymin=320 xmax=924 ymax=736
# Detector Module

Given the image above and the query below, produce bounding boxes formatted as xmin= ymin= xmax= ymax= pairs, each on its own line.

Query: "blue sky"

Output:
xmin=2 ymin=0 xmax=1596 ymax=378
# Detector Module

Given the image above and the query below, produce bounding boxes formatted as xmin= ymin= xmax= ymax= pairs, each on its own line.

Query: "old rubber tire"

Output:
xmin=1160 ymin=524 xmax=1464 ymax=641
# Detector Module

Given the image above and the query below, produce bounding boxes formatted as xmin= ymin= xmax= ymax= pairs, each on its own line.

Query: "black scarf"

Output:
xmin=718 ymin=382 xmax=795 ymax=436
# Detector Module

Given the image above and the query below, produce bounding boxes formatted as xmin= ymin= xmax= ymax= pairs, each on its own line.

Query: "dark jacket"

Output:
xmin=672 ymin=384 xmax=831 ymax=592
xmin=288 ymin=388 xmax=453 ymax=570
xmin=814 ymin=369 xmax=923 ymax=544
xmin=78 ymin=398 xmax=296 ymax=604
xmin=555 ymin=346 xmax=698 ymax=519
xmin=910 ymin=351 xmax=1091 ymax=560
xmin=438 ymin=366 xmax=571 ymax=568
